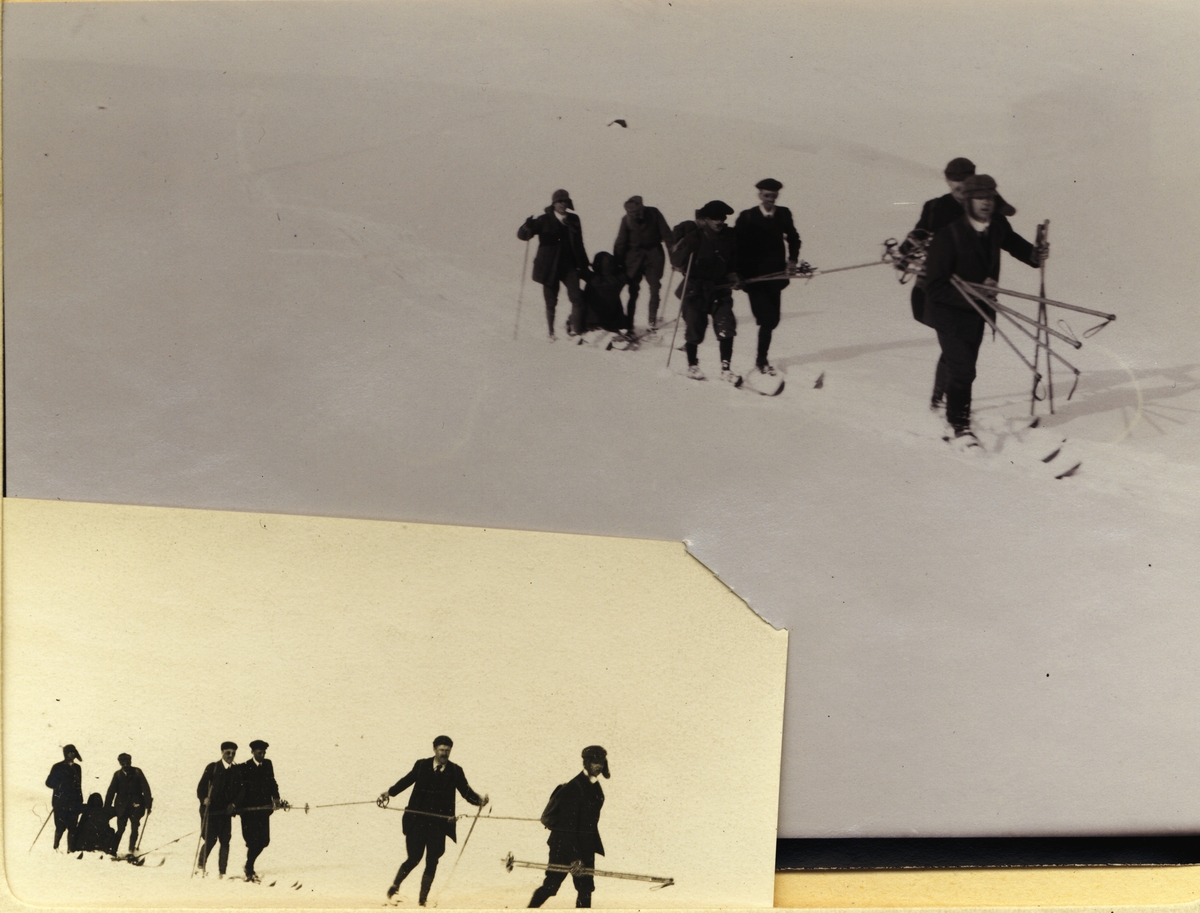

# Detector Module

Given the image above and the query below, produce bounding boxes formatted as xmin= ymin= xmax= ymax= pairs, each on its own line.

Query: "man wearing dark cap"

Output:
xmin=924 ymin=174 xmax=1047 ymax=445
xmin=238 ymin=740 xmax=284 ymax=882
xmin=378 ymin=736 xmax=489 ymax=905
xmin=669 ymin=201 xmax=741 ymax=382
xmin=45 ymin=744 xmax=84 ymax=851
xmin=612 ymin=196 xmax=672 ymax=332
xmin=735 ymin=179 xmax=802 ymax=376
xmin=104 ymin=753 xmax=153 ymax=857
xmin=528 ymin=746 xmax=609 ymax=908
xmin=907 ymin=158 xmax=1016 ymax=336
xmin=518 ymin=190 xmax=590 ymax=341
xmin=197 ymin=741 xmax=242 ymax=877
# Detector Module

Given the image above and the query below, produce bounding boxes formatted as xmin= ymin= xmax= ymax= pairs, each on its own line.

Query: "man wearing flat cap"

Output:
xmin=197 ymin=741 xmax=242 ymax=877
xmin=612 ymin=196 xmax=672 ymax=332
xmin=735 ymin=179 xmax=802 ymax=376
xmin=528 ymin=746 xmax=609 ymax=908
xmin=104 ymin=752 xmax=153 ymax=857
xmin=379 ymin=736 xmax=489 ymax=906
xmin=669 ymin=201 xmax=742 ymax=382
xmin=518 ymin=190 xmax=590 ymax=341
xmin=238 ymin=740 xmax=284 ymax=882
xmin=923 ymin=174 xmax=1047 ymax=445
xmin=45 ymin=744 xmax=84 ymax=851
xmin=907 ymin=157 xmax=1017 ymax=335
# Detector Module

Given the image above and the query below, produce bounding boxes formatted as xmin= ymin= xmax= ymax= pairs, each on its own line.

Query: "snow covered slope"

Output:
xmin=5 ymin=0 xmax=1200 ymax=843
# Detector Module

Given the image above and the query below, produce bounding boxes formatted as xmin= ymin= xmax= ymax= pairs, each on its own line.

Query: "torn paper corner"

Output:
xmin=683 ymin=535 xmax=792 ymax=634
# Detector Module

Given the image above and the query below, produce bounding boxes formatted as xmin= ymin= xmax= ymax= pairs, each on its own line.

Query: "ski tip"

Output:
xmin=813 ymin=372 xmax=825 ymax=389
xmin=1055 ymin=462 xmax=1082 ymax=479
xmin=1029 ymin=416 xmax=1041 ymax=428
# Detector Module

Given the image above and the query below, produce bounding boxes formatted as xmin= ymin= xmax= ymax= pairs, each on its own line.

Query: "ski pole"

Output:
xmin=435 ymin=800 xmax=486 ymax=902
xmin=193 ymin=781 xmax=214 ymax=877
xmin=989 ymin=299 xmax=1080 ymax=348
xmin=503 ymin=852 xmax=674 ymax=888
xmin=666 ymin=253 xmax=694 ymax=368
xmin=958 ymin=280 xmax=1116 ymax=322
xmin=659 ymin=267 xmax=678 ymax=329
xmin=951 ymin=277 xmax=1041 ymax=377
xmin=513 ymin=239 xmax=531 ymax=341
xmin=29 ymin=808 xmax=53 ymax=853
xmin=135 ymin=808 xmax=151 ymax=853
xmin=135 ymin=829 xmax=198 ymax=861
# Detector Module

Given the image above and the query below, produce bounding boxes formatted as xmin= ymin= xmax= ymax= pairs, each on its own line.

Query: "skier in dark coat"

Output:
xmin=924 ymin=174 xmax=1046 ymax=443
xmin=237 ymin=740 xmax=284 ymax=882
xmin=76 ymin=792 xmax=118 ymax=854
xmin=735 ymin=178 xmax=802 ymax=376
xmin=104 ymin=753 xmax=153 ymax=856
xmin=518 ymin=189 xmax=590 ymax=341
xmin=528 ymin=746 xmax=609 ymax=909
xmin=379 ymin=736 xmax=488 ymax=906
xmin=671 ymin=200 xmax=741 ymax=383
xmin=612 ymin=196 xmax=672 ymax=331
xmin=581 ymin=252 xmax=629 ymax=333
xmin=197 ymin=741 xmax=241 ymax=877
xmin=45 ymin=744 xmax=84 ymax=851
xmin=908 ymin=157 xmax=1016 ymax=331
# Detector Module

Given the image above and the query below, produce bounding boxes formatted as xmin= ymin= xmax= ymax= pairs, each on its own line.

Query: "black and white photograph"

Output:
xmin=4 ymin=0 xmax=1200 ymax=903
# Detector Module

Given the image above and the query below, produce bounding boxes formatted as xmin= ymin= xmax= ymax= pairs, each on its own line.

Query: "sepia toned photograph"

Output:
xmin=5 ymin=0 xmax=1200 ymax=898
xmin=4 ymin=500 xmax=786 ymax=906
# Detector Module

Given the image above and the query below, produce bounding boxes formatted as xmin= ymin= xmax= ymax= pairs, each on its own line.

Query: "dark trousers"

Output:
xmin=241 ymin=811 xmax=271 ymax=875
xmin=542 ymin=269 xmax=586 ymax=336
xmin=199 ymin=812 xmax=232 ymax=874
xmin=113 ymin=808 xmax=144 ymax=853
xmin=746 ymin=284 xmax=783 ymax=366
xmin=53 ymin=803 xmax=81 ymax=850
xmin=682 ymin=286 xmax=736 ymax=366
xmin=935 ymin=328 xmax=984 ymax=431
xmin=625 ymin=247 xmax=665 ymax=326
xmin=528 ymin=847 xmax=596 ymax=908
xmin=392 ymin=829 xmax=447 ymax=904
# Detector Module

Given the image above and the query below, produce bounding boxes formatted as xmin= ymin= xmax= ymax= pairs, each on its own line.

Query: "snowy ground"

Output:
xmin=5 ymin=0 xmax=1200 ymax=853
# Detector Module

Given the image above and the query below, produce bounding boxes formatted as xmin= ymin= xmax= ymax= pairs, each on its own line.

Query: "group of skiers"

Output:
xmin=44 ymin=744 xmax=153 ymax=857
xmin=43 ymin=736 xmax=611 ymax=908
xmin=42 ymin=739 xmax=284 ymax=884
xmin=518 ymin=179 xmax=802 ymax=383
xmin=518 ymin=157 xmax=1049 ymax=442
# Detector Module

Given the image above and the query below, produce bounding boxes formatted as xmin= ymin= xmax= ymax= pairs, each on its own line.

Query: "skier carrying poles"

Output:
xmin=922 ymin=174 xmax=1047 ymax=447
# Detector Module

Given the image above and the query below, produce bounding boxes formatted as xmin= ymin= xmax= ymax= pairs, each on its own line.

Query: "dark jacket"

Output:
xmin=670 ymin=221 xmax=738 ymax=284
xmin=105 ymin=766 xmax=152 ymax=815
xmin=583 ymin=252 xmax=629 ymax=332
xmin=924 ymin=213 xmax=1038 ymax=339
xmin=613 ymin=206 xmax=672 ymax=274
xmin=197 ymin=760 xmax=242 ymax=816
xmin=46 ymin=760 xmax=83 ymax=808
xmin=734 ymin=205 xmax=801 ymax=281
xmin=238 ymin=758 xmax=280 ymax=813
xmin=76 ymin=793 xmax=116 ymax=854
xmin=388 ymin=758 xmax=483 ymax=842
xmin=542 ymin=772 xmax=605 ymax=859
xmin=518 ymin=208 xmax=589 ymax=285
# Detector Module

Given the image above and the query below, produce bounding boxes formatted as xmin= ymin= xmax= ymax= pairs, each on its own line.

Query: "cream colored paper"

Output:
xmin=2 ymin=497 xmax=786 ymax=909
